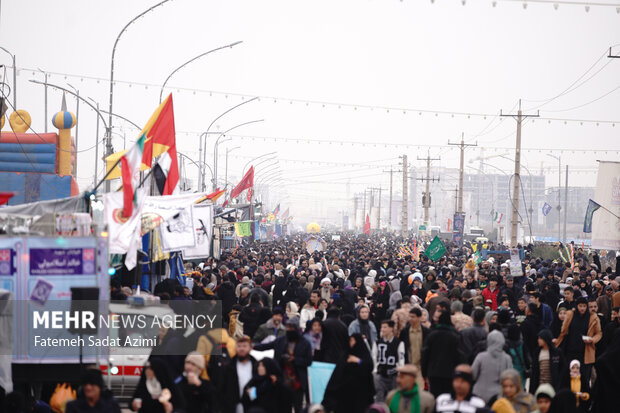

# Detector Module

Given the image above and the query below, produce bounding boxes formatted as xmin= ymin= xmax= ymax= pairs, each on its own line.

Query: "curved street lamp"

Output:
xmin=242 ymin=151 xmax=277 ymax=176
xmin=0 ymin=46 xmax=17 ymax=109
xmin=200 ymin=96 xmax=259 ymax=189
xmin=108 ymin=0 xmax=173 ymax=191
xmin=212 ymin=119 xmax=264 ymax=190
xmin=179 ymin=152 xmax=213 ymax=190
xmin=224 ymin=146 xmax=240 ymax=188
xmin=159 ymin=41 xmax=243 ymax=103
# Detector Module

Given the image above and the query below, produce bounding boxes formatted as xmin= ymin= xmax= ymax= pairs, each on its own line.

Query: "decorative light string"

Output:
xmin=13 ymin=66 xmax=620 ymax=126
xmin=177 ymin=132 xmax=620 ymax=155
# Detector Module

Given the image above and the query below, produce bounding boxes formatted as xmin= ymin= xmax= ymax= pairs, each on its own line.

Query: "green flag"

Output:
xmin=473 ymin=251 xmax=482 ymax=265
xmin=235 ymin=221 xmax=252 ymax=237
xmin=424 ymin=236 xmax=446 ymax=261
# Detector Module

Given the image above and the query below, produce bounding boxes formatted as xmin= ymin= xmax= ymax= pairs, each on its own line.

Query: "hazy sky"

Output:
xmin=1 ymin=0 xmax=619 ymax=223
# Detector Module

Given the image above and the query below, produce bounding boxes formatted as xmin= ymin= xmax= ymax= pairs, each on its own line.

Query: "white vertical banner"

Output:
xmin=183 ymin=204 xmax=213 ymax=259
xmin=591 ymin=161 xmax=620 ymax=250
xmin=370 ymin=206 xmax=379 ymax=231
xmin=160 ymin=206 xmax=196 ymax=252
xmin=355 ymin=209 xmax=363 ymax=231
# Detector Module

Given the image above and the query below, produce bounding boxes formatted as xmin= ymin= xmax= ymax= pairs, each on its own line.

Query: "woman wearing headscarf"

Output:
xmin=322 ymin=333 xmax=375 ymax=413
xmin=242 ymin=357 xmax=293 ymax=413
xmin=130 ymin=359 xmax=185 ymax=413
xmin=303 ymin=318 xmax=325 ymax=361
xmin=472 ymin=330 xmax=513 ymax=403
xmin=286 ymin=301 xmax=300 ymax=320
xmin=559 ymin=360 xmax=590 ymax=413
xmin=491 ymin=368 xmax=536 ymax=413
xmin=347 ymin=304 xmax=377 ymax=348
xmin=353 ymin=276 xmax=369 ymax=300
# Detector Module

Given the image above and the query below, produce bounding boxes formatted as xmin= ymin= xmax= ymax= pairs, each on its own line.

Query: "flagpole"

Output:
xmin=93 ymin=158 xmax=121 ymax=191
xmin=597 ymin=204 xmax=620 ymax=220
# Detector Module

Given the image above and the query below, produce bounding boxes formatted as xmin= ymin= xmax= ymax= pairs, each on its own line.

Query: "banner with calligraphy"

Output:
xmin=29 ymin=248 xmax=95 ymax=275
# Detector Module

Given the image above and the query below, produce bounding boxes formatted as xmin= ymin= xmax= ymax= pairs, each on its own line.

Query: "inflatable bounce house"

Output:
xmin=0 ymin=96 xmax=79 ymax=205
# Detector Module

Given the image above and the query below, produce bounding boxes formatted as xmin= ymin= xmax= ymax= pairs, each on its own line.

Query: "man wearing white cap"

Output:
xmin=320 ymin=277 xmax=333 ymax=301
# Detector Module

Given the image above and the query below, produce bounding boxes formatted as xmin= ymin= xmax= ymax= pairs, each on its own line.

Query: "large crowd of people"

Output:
xmin=5 ymin=233 xmax=620 ymax=413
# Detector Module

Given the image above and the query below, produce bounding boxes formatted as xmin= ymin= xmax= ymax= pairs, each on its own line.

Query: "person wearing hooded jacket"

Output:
xmin=472 ymin=330 xmax=513 ymax=403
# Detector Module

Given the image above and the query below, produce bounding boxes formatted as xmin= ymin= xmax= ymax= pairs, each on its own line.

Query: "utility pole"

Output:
xmin=388 ymin=169 xmax=392 ymax=230
xmin=353 ymin=195 xmax=358 ymax=233
xmin=416 ymin=152 xmax=440 ymax=224
xmin=401 ymin=155 xmax=408 ymax=237
xmin=378 ymin=187 xmax=382 ymax=231
xmin=563 ymin=165 xmax=568 ymax=243
xmin=369 ymin=187 xmax=382 ymax=231
xmin=448 ymin=133 xmax=477 ymax=214
xmin=383 ymin=167 xmax=401 ymax=232
xmin=451 ymin=186 xmax=459 ymax=229
xmin=363 ymin=190 xmax=367 ymax=225
xmin=501 ymin=100 xmax=539 ymax=247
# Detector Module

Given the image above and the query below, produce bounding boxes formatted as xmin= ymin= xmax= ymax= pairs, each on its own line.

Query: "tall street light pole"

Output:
xmin=87 ymin=97 xmax=100 ymax=188
xmin=178 ymin=152 xmax=212 ymax=191
xmin=0 ymin=46 xmax=16 ymax=109
xmin=224 ymin=146 xmax=240 ymax=188
xmin=159 ymin=41 xmax=243 ymax=103
xmin=212 ymin=119 xmax=264 ymax=191
xmin=108 ymin=0 xmax=172 ymax=191
xmin=201 ymin=96 xmax=259 ymax=190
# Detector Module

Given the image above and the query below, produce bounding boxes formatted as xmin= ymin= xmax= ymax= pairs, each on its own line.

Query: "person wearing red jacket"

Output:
xmin=482 ymin=276 xmax=500 ymax=311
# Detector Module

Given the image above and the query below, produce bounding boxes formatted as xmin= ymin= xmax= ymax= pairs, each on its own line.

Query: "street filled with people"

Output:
xmin=4 ymin=233 xmax=620 ymax=413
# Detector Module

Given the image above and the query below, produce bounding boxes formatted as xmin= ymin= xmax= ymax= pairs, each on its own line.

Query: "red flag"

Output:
xmin=247 ymin=188 xmax=253 ymax=202
xmin=142 ymin=94 xmax=179 ymax=195
xmin=0 ymin=192 xmax=14 ymax=205
xmin=207 ymin=188 xmax=226 ymax=201
xmin=363 ymin=213 xmax=371 ymax=235
xmin=230 ymin=166 xmax=254 ymax=199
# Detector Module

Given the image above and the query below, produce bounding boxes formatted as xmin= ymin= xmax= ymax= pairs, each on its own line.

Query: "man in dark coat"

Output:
xmin=65 ymin=370 xmax=121 ymax=413
xmin=500 ymin=275 xmax=523 ymax=310
xmin=520 ymin=302 xmax=543 ymax=365
xmin=592 ymin=329 xmax=620 ymax=413
xmin=459 ymin=308 xmax=488 ymax=363
xmin=255 ymin=317 xmax=313 ymax=413
xmin=239 ymin=294 xmax=272 ymax=338
xmin=421 ymin=309 xmax=463 ymax=398
xmin=320 ymin=307 xmax=349 ymax=363
xmin=219 ymin=336 xmax=258 ymax=413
